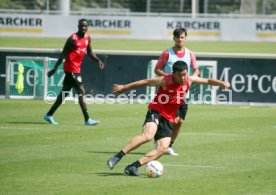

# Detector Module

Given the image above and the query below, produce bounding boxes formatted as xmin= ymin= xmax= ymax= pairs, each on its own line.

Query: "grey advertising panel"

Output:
xmin=1 ymin=50 xmax=275 ymax=104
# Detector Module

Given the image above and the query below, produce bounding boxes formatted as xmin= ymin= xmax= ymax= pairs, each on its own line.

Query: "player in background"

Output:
xmin=44 ymin=18 xmax=104 ymax=125
xmin=154 ymin=28 xmax=199 ymax=156
xmin=107 ymin=61 xmax=230 ymax=176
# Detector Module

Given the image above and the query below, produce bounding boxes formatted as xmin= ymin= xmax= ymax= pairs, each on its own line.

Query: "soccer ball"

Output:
xmin=145 ymin=160 xmax=164 ymax=178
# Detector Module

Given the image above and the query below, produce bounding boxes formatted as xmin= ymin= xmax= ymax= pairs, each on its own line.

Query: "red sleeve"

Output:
xmin=156 ymin=50 xmax=169 ymax=69
xmin=190 ymin=51 xmax=198 ymax=70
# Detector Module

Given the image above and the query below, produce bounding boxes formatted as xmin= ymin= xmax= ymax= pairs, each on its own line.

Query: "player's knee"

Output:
xmin=79 ymin=90 xmax=85 ymax=96
xmin=143 ymin=134 xmax=154 ymax=142
xmin=60 ymin=90 xmax=71 ymax=98
xmin=175 ymin=116 xmax=184 ymax=125
xmin=77 ymin=87 xmax=85 ymax=96
xmin=178 ymin=118 xmax=183 ymax=125
xmin=157 ymin=146 xmax=168 ymax=155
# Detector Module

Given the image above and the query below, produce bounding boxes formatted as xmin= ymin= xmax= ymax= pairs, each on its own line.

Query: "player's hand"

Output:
xmin=222 ymin=81 xmax=230 ymax=89
xmin=98 ymin=60 xmax=104 ymax=70
xmin=112 ymin=84 xmax=126 ymax=94
xmin=47 ymin=69 xmax=56 ymax=77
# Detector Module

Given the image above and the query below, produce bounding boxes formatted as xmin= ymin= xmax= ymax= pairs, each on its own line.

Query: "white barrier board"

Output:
xmin=0 ymin=14 xmax=275 ymax=41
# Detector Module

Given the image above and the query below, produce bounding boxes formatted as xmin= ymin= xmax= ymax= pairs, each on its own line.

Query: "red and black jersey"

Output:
xmin=148 ymin=74 xmax=189 ymax=123
xmin=63 ymin=33 xmax=90 ymax=73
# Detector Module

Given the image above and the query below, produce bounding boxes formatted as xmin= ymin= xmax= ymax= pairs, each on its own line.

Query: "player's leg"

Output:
xmin=107 ymin=122 xmax=158 ymax=170
xmin=139 ymin=137 xmax=171 ymax=165
xmin=72 ymin=73 xmax=99 ymax=125
xmin=124 ymin=115 xmax=172 ymax=176
xmin=123 ymin=121 xmax=158 ymax=153
xmin=107 ymin=110 xmax=159 ymax=170
xmin=44 ymin=73 xmax=73 ymax=124
xmin=124 ymin=137 xmax=170 ymax=176
xmin=167 ymin=116 xmax=183 ymax=155
xmin=171 ymin=116 xmax=183 ymax=142
xmin=167 ymin=103 xmax=188 ymax=156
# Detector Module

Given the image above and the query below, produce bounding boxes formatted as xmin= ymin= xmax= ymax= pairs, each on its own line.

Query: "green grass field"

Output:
xmin=1 ymin=37 xmax=276 ymax=54
xmin=1 ymin=35 xmax=276 ymax=194
xmin=0 ymin=100 xmax=275 ymax=194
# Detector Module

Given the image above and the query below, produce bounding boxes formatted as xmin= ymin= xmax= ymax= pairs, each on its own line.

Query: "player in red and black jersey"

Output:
xmin=155 ymin=28 xmax=200 ymax=156
xmin=107 ymin=61 xmax=230 ymax=176
xmin=44 ymin=19 xmax=104 ymax=125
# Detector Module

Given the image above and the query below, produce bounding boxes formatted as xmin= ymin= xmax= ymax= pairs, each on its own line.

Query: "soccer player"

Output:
xmin=107 ymin=61 xmax=230 ymax=176
xmin=154 ymin=28 xmax=199 ymax=156
xmin=44 ymin=18 xmax=104 ymax=125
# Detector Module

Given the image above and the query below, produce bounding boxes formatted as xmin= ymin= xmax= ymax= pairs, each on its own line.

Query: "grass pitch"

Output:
xmin=1 ymin=37 xmax=276 ymax=54
xmin=0 ymin=100 xmax=275 ymax=194
xmin=1 ymin=27 xmax=275 ymax=195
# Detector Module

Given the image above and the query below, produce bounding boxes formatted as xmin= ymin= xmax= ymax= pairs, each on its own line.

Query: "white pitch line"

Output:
xmin=0 ymin=126 xmax=38 ymax=130
xmin=183 ymin=132 xmax=244 ymax=136
xmin=163 ymin=164 xmax=225 ymax=169
xmin=105 ymin=137 xmax=122 ymax=140
xmin=119 ymin=162 xmax=225 ymax=169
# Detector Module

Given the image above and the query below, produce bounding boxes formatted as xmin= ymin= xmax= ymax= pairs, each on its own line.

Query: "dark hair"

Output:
xmin=173 ymin=61 xmax=188 ymax=73
xmin=173 ymin=28 xmax=187 ymax=37
xmin=78 ymin=18 xmax=88 ymax=25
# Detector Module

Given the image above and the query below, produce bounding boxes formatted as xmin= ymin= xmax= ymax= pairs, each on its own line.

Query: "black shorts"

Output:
xmin=143 ymin=109 xmax=173 ymax=141
xmin=63 ymin=72 xmax=83 ymax=91
xmin=176 ymin=101 xmax=188 ymax=120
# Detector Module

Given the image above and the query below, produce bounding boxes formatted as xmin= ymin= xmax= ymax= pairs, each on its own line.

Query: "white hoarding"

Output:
xmin=0 ymin=14 xmax=275 ymax=42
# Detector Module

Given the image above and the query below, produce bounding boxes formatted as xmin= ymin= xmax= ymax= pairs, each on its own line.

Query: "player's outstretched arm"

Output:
xmin=189 ymin=76 xmax=230 ymax=89
xmin=112 ymin=77 xmax=165 ymax=94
